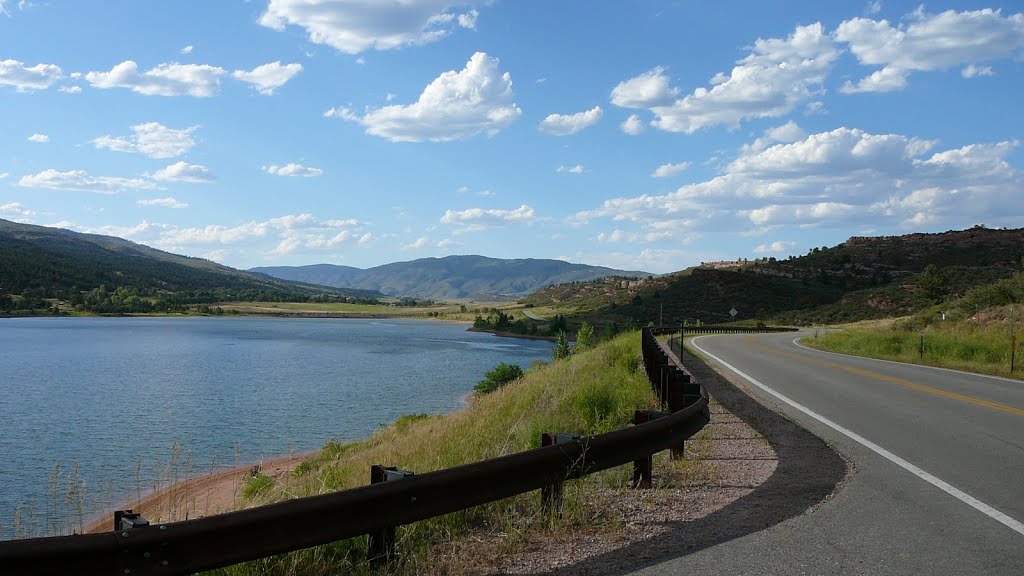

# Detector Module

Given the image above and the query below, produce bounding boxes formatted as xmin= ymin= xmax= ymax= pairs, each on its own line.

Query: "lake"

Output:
xmin=0 ymin=316 xmax=553 ymax=538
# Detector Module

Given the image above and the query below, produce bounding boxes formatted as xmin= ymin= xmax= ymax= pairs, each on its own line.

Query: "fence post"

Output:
xmin=544 ymin=430 xmax=577 ymax=510
xmin=632 ymin=411 xmax=653 ymax=488
xmin=667 ymin=370 xmax=688 ymax=460
xmin=367 ymin=465 xmax=414 ymax=562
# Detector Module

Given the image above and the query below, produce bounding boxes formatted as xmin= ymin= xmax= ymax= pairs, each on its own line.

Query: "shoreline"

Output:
xmin=84 ymin=451 xmax=313 ymax=533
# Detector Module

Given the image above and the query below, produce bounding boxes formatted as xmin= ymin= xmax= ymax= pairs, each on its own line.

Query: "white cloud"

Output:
xmin=835 ymin=8 xmax=1024 ymax=92
xmin=557 ymin=164 xmax=585 ymax=174
xmin=138 ymin=197 xmax=188 ymax=208
xmin=754 ymin=240 xmax=798 ymax=254
xmin=59 ymin=85 xmax=82 ymax=94
xmin=804 ymin=101 xmax=826 ymax=115
xmin=575 ymin=127 xmax=1023 ymax=234
xmin=263 ymin=163 xmax=324 ymax=177
xmin=538 ymin=105 xmax=603 ymax=136
xmin=18 ymin=169 xmax=159 ymax=194
xmin=0 ymin=172 xmax=8 ymax=179
xmin=151 ymin=161 xmax=215 ymax=183
xmin=259 ymin=0 xmax=481 ymax=54
xmin=458 ymin=9 xmax=478 ymax=30
xmin=621 ymin=114 xmax=644 ymax=135
xmin=333 ymin=52 xmax=520 ymax=142
xmin=85 ymin=60 xmax=225 ymax=97
xmin=611 ymin=24 xmax=838 ymax=133
xmin=440 ymin=204 xmax=536 ymax=232
xmin=180 ymin=45 xmax=194 ymax=55
xmin=0 ymin=202 xmax=35 ymax=217
xmin=610 ymin=67 xmax=678 ymax=108
xmin=868 ymin=1 xmax=882 ymax=15
xmin=402 ymin=236 xmax=430 ymax=250
xmin=437 ymin=237 xmax=461 ymax=250
xmin=962 ymin=64 xmax=995 ymax=78
xmin=651 ymin=162 xmax=690 ymax=178
xmin=27 ymin=133 xmax=49 ymax=143
xmin=0 ymin=59 xmax=62 ymax=91
xmin=742 ymin=120 xmax=808 ymax=154
xmin=92 ymin=122 xmax=199 ymax=159
xmin=232 ymin=61 xmax=303 ymax=95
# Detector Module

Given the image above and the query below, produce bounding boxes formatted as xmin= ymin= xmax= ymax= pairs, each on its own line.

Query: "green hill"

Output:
xmin=252 ymin=256 xmax=652 ymax=300
xmin=0 ymin=219 xmax=379 ymax=314
xmin=524 ymin=227 xmax=1024 ymax=327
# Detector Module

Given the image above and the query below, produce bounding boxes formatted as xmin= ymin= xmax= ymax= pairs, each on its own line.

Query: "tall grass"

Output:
xmin=206 ymin=331 xmax=656 ymax=575
xmin=807 ymin=305 xmax=1022 ymax=379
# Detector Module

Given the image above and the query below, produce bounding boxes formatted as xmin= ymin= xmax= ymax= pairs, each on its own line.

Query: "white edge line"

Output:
xmin=690 ymin=334 xmax=1024 ymax=537
xmin=791 ymin=335 xmax=1022 ymax=385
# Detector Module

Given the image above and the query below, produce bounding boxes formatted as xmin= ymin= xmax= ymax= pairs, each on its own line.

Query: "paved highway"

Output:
xmin=631 ymin=331 xmax=1024 ymax=576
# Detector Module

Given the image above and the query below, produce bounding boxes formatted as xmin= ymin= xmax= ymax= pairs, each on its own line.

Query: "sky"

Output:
xmin=2 ymin=1 xmax=1022 ymax=274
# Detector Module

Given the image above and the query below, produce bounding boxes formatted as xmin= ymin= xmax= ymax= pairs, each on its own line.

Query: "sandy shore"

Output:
xmin=84 ymin=451 xmax=312 ymax=533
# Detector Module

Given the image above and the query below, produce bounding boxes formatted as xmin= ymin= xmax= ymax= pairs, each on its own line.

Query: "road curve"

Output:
xmin=630 ymin=331 xmax=1024 ymax=576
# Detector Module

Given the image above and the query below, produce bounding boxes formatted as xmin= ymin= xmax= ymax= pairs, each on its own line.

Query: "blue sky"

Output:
xmin=2 ymin=1 xmax=1022 ymax=273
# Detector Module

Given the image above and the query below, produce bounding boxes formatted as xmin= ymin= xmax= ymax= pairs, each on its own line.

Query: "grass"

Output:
xmin=199 ymin=331 xmax=657 ymax=575
xmin=803 ymin=306 xmax=1023 ymax=380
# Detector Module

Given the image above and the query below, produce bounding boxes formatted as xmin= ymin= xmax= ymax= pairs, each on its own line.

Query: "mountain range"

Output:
xmin=251 ymin=257 xmax=650 ymax=300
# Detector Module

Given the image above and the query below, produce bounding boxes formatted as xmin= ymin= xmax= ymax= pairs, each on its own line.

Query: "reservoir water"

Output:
xmin=0 ymin=316 xmax=553 ymax=538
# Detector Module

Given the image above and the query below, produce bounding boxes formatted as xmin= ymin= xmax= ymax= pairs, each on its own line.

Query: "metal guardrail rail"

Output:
xmin=0 ymin=328 xmax=709 ymax=576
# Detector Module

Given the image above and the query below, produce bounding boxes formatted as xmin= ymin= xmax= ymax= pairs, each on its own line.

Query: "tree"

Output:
xmin=474 ymin=362 xmax=525 ymax=395
xmin=916 ymin=264 xmax=948 ymax=305
xmin=552 ymin=330 xmax=571 ymax=361
xmin=575 ymin=321 xmax=595 ymax=352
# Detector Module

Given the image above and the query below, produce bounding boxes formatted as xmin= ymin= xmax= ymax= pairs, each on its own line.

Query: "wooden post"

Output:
xmin=632 ymin=411 xmax=653 ymax=488
xmin=540 ymin=433 xmax=564 ymax=515
xmin=367 ymin=465 xmax=413 ymax=561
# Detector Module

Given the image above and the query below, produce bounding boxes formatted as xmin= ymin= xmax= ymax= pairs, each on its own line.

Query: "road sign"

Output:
xmin=729 ymin=308 xmax=738 ymax=318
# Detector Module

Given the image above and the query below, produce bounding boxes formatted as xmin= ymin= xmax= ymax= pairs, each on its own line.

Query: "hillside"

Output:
xmin=252 ymin=256 xmax=651 ymax=300
xmin=0 ymin=219 xmax=378 ymax=313
xmin=525 ymin=227 xmax=1024 ymax=327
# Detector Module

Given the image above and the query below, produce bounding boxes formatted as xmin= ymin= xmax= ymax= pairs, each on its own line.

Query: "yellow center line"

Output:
xmin=743 ymin=336 xmax=1024 ymax=417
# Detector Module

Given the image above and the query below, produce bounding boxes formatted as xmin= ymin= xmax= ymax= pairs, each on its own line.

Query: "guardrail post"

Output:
xmin=367 ymin=465 xmax=414 ymax=562
xmin=541 ymin=433 xmax=577 ymax=515
xmin=632 ymin=410 xmax=654 ymax=488
xmin=113 ymin=509 xmax=149 ymax=532
xmin=666 ymin=370 xmax=689 ymax=459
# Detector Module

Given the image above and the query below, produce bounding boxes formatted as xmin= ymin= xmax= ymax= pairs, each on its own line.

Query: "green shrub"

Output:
xmin=474 ymin=362 xmax=525 ymax=395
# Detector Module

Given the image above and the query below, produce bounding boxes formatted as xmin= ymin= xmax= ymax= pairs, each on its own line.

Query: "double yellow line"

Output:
xmin=743 ymin=336 xmax=1024 ymax=417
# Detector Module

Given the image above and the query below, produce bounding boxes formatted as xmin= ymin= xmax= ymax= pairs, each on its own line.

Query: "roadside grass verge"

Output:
xmin=206 ymin=331 xmax=657 ymax=576
xmin=802 ymin=309 xmax=1022 ymax=380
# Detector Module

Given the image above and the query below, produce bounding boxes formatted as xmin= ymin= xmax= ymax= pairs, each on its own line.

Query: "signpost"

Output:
xmin=729 ymin=308 xmax=738 ymax=320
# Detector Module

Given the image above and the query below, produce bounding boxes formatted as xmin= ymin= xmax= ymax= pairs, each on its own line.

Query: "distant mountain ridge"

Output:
xmin=0 ymin=218 xmax=378 ymax=300
xmin=252 ymin=256 xmax=652 ymax=300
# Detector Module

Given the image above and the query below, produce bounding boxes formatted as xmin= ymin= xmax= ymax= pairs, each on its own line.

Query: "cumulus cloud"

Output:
xmin=86 ymin=60 xmax=225 ymax=97
xmin=835 ymin=8 xmax=1024 ymax=92
xmin=0 ymin=202 xmax=35 ymax=217
xmin=402 ymin=236 xmax=430 ymax=250
xmin=575 ymin=127 xmax=1023 ymax=236
xmin=557 ymin=164 xmax=585 ymax=174
xmin=138 ymin=197 xmax=188 ymax=208
xmin=440 ymin=204 xmax=536 ymax=233
xmin=180 ymin=45 xmax=194 ymax=55
xmin=610 ymin=67 xmax=678 ymax=108
xmin=754 ymin=240 xmax=798 ymax=254
xmin=538 ymin=106 xmax=602 ymax=136
xmin=232 ymin=61 xmax=303 ymax=95
xmin=331 ymin=52 xmax=520 ymax=142
xmin=651 ymin=162 xmax=690 ymax=178
xmin=151 ymin=161 xmax=215 ymax=183
xmin=620 ymin=114 xmax=644 ymax=135
xmin=0 ymin=59 xmax=62 ymax=91
xmin=259 ymin=0 xmax=481 ymax=54
xmin=263 ymin=163 xmax=324 ymax=177
xmin=611 ymin=24 xmax=839 ymax=133
xmin=92 ymin=122 xmax=199 ymax=159
xmin=27 ymin=133 xmax=49 ymax=143
xmin=18 ymin=169 xmax=159 ymax=194
xmin=742 ymin=120 xmax=808 ymax=154
xmin=59 ymin=85 xmax=82 ymax=94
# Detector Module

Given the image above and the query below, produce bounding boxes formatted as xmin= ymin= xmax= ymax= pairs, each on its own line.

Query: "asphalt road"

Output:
xmin=631 ymin=331 xmax=1024 ymax=576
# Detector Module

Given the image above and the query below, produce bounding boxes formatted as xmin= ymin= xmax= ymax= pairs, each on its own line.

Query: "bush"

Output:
xmin=474 ymin=362 xmax=525 ymax=395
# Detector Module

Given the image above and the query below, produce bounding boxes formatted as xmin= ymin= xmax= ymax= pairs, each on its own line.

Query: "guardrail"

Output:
xmin=0 ymin=329 xmax=709 ymax=576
